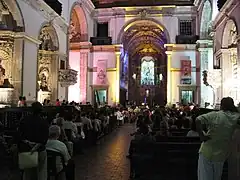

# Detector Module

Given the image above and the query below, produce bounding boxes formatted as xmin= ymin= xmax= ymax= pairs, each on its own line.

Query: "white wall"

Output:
xmin=91 ymin=50 xmax=117 ymax=105
xmin=22 ymin=41 xmax=38 ymax=101
xmin=170 ymin=50 xmax=197 ymax=103
xmin=15 ymin=0 xmax=71 ymax=102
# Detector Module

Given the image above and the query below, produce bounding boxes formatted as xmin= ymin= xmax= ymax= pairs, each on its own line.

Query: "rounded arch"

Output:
xmin=1 ymin=0 xmax=25 ymax=30
xmin=222 ymin=19 xmax=238 ymax=48
xmin=117 ymin=18 xmax=170 ymax=44
xmin=200 ymin=0 xmax=212 ymax=39
xmin=69 ymin=2 xmax=88 ymax=40
xmin=38 ymin=23 xmax=59 ymax=51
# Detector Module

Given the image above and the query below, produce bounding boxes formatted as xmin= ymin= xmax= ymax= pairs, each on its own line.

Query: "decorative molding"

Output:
xmin=171 ymin=67 xmax=199 ymax=72
xmin=213 ymin=0 xmax=240 ymax=29
xmin=0 ymin=31 xmax=42 ymax=45
xmin=164 ymin=44 xmax=197 ymax=51
xmin=70 ymin=41 xmax=92 ymax=50
xmin=93 ymin=6 xmax=197 ymax=19
xmin=107 ymin=68 xmax=117 ymax=72
xmin=215 ymin=48 xmax=231 ymax=57
xmin=21 ymin=0 xmax=68 ymax=34
xmin=90 ymin=44 xmax=123 ymax=53
xmin=88 ymin=67 xmax=117 ymax=72
xmin=197 ymin=39 xmax=213 ymax=49
xmin=80 ymin=0 xmax=95 ymax=14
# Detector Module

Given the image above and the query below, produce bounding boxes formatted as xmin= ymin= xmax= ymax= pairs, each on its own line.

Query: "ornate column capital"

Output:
xmin=196 ymin=39 xmax=213 ymax=50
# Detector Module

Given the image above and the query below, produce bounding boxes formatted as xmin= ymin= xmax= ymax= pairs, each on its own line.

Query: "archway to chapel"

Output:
xmin=68 ymin=4 xmax=88 ymax=103
xmin=221 ymin=19 xmax=239 ymax=104
xmin=37 ymin=24 xmax=59 ymax=103
xmin=0 ymin=0 xmax=24 ymax=104
xmin=119 ymin=20 xmax=169 ymax=106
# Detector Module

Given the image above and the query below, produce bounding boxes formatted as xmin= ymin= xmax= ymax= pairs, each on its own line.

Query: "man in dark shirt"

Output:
xmin=18 ymin=102 xmax=49 ymax=180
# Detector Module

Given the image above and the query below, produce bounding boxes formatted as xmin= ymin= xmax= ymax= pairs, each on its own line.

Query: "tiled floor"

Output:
xmin=75 ymin=125 xmax=134 ymax=180
xmin=1 ymin=125 xmax=134 ymax=180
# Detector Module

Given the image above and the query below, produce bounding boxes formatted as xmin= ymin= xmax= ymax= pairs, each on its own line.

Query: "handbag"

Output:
xmin=18 ymin=151 xmax=39 ymax=169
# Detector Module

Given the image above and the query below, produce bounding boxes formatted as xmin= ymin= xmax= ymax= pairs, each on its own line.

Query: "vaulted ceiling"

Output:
xmin=122 ymin=20 xmax=167 ymax=56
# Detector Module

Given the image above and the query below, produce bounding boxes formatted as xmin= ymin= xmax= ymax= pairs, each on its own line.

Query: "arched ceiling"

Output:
xmin=122 ymin=20 xmax=167 ymax=56
xmin=0 ymin=0 xmax=24 ymax=31
xmin=222 ymin=19 xmax=238 ymax=48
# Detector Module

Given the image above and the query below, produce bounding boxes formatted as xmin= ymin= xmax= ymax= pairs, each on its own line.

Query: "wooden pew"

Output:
xmin=129 ymin=139 xmax=228 ymax=180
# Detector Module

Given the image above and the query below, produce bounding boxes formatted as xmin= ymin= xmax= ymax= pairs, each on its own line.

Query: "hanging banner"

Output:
xmin=181 ymin=60 xmax=192 ymax=84
xmin=96 ymin=60 xmax=107 ymax=85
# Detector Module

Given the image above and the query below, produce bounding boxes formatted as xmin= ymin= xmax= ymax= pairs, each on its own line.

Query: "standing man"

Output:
xmin=196 ymin=97 xmax=240 ymax=180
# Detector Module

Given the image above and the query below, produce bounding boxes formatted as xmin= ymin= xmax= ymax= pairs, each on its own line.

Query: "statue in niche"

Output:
xmin=0 ymin=59 xmax=5 ymax=85
xmin=229 ymin=25 xmax=237 ymax=45
xmin=38 ymin=68 xmax=50 ymax=91
xmin=0 ymin=58 xmax=13 ymax=88
xmin=39 ymin=27 xmax=54 ymax=51
xmin=69 ymin=20 xmax=81 ymax=41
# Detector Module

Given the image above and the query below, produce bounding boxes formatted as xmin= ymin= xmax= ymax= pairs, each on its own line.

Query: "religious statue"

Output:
xmin=69 ymin=20 xmax=81 ymax=42
xmin=39 ymin=27 xmax=54 ymax=51
xmin=0 ymin=59 xmax=5 ymax=86
xmin=39 ymin=72 xmax=49 ymax=91
xmin=69 ymin=21 xmax=77 ymax=40
xmin=229 ymin=25 xmax=237 ymax=45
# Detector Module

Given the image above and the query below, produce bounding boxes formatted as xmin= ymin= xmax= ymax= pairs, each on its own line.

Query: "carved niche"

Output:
xmin=0 ymin=36 xmax=14 ymax=88
xmin=0 ymin=0 xmax=9 ymax=21
xmin=39 ymin=26 xmax=57 ymax=51
xmin=229 ymin=24 xmax=238 ymax=47
xmin=58 ymin=68 xmax=78 ymax=87
xmin=38 ymin=54 xmax=51 ymax=92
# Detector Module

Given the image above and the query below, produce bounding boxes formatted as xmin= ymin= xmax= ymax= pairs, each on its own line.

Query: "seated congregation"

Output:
xmin=127 ymin=100 xmax=237 ymax=180
xmin=0 ymin=102 xmax=118 ymax=180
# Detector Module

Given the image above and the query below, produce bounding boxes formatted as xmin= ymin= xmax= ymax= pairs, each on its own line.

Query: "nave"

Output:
xmin=74 ymin=125 xmax=132 ymax=180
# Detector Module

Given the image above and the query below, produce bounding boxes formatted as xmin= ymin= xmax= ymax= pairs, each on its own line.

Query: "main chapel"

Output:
xmin=0 ymin=0 xmax=239 ymax=107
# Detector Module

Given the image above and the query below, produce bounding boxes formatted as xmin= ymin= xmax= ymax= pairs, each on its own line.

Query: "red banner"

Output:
xmin=181 ymin=60 xmax=191 ymax=77
xmin=181 ymin=60 xmax=191 ymax=84
xmin=97 ymin=60 xmax=107 ymax=85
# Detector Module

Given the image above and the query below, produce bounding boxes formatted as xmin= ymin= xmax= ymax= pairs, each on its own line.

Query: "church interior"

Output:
xmin=0 ymin=1 xmax=240 ymax=180
xmin=0 ymin=0 xmax=239 ymax=107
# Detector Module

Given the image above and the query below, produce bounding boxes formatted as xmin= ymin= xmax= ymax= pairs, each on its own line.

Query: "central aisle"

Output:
xmin=75 ymin=125 xmax=134 ymax=180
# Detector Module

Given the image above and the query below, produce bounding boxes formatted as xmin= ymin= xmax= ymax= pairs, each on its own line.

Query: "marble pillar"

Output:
xmin=79 ymin=50 xmax=88 ymax=103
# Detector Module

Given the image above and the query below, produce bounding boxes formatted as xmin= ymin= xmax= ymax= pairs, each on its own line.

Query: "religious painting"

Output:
xmin=141 ymin=56 xmax=155 ymax=85
xmin=180 ymin=60 xmax=191 ymax=84
xmin=97 ymin=60 xmax=107 ymax=85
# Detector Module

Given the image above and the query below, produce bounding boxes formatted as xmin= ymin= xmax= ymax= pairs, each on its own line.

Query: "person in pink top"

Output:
xmin=56 ymin=99 xmax=61 ymax=106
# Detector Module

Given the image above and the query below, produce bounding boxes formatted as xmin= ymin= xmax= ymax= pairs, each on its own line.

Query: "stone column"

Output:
xmin=197 ymin=40 xmax=214 ymax=107
xmin=165 ymin=50 xmax=172 ymax=104
xmin=80 ymin=41 xmax=91 ymax=103
xmin=79 ymin=50 xmax=88 ymax=103
xmin=115 ymin=45 xmax=122 ymax=105
xmin=220 ymin=49 xmax=231 ymax=98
